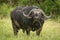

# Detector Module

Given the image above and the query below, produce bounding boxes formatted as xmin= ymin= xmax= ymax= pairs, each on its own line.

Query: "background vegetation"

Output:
xmin=0 ymin=0 xmax=60 ymax=18
xmin=0 ymin=0 xmax=60 ymax=40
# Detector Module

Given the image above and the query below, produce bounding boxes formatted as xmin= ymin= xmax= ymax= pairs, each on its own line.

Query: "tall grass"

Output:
xmin=0 ymin=18 xmax=60 ymax=40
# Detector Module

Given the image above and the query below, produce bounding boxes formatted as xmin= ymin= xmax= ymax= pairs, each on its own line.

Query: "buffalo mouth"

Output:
xmin=33 ymin=19 xmax=39 ymax=23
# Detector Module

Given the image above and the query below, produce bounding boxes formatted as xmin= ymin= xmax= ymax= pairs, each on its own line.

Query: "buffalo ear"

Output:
xmin=41 ymin=13 xmax=46 ymax=20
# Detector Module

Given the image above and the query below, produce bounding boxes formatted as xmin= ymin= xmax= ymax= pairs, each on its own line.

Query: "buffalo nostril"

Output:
xmin=35 ymin=16 xmax=39 ymax=19
xmin=35 ymin=13 xmax=38 ymax=16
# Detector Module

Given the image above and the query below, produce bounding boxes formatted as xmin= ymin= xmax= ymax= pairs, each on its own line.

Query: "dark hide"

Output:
xmin=10 ymin=6 xmax=44 ymax=36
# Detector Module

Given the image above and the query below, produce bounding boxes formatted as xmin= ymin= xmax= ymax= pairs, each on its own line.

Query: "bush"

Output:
xmin=0 ymin=3 xmax=14 ymax=18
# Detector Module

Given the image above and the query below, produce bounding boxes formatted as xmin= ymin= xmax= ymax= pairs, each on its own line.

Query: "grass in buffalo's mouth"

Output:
xmin=0 ymin=18 xmax=60 ymax=40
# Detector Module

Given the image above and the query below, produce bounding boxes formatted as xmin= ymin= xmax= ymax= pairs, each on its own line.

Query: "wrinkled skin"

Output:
xmin=10 ymin=6 xmax=50 ymax=36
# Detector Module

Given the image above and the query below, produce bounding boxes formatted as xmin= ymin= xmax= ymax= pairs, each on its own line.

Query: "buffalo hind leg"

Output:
xmin=13 ymin=26 xmax=18 ymax=36
xmin=12 ymin=21 xmax=19 ymax=36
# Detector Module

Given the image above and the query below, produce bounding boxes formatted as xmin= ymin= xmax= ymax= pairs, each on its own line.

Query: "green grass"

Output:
xmin=0 ymin=18 xmax=60 ymax=40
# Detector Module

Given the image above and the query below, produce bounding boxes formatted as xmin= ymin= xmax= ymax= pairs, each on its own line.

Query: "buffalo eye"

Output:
xmin=35 ymin=13 xmax=38 ymax=16
xmin=29 ymin=11 xmax=34 ymax=17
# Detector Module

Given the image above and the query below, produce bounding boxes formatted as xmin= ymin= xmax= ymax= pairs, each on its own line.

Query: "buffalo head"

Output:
xmin=23 ymin=8 xmax=52 ymax=22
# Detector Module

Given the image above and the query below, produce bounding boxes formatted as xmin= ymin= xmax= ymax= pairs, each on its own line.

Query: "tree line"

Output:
xmin=0 ymin=0 xmax=60 ymax=18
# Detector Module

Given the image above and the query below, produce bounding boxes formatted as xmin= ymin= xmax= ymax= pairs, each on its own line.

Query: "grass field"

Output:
xmin=0 ymin=18 xmax=60 ymax=40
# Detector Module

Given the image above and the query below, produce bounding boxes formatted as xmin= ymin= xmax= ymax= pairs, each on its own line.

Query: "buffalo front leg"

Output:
xmin=36 ymin=27 xmax=42 ymax=36
xmin=26 ymin=28 xmax=30 ymax=35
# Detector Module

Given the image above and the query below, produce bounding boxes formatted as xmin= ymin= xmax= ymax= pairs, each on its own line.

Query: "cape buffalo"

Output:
xmin=10 ymin=6 xmax=51 ymax=36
